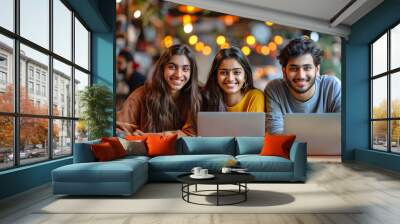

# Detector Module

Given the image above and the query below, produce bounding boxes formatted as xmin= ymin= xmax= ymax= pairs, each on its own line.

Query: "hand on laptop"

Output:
xmin=116 ymin=122 xmax=143 ymax=135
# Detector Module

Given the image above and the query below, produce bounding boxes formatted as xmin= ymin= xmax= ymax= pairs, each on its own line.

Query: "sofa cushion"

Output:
xmin=125 ymin=135 xmax=147 ymax=141
xmin=235 ymin=137 xmax=264 ymax=155
xmin=119 ymin=138 xmax=147 ymax=156
xmin=53 ymin=158 xmax=147 ymax=183
xmin=260 ymin=134 xmax=296 ymax=159
xmin=236 ymin=155 xmax=293 ymax=172
xmin=147 ymin=135 xmax=177 ymax=157
xmin=148 ymin=154 xmax=235 ymax=172
xmin=101 ymin=137 xmax=127 ymax=158
xmin=115 ymin=155 xmax=150 ymax=163
xmin=177 ymin=137 xmax=236 ymax=155
xmin=91 ymin=142 xmax=118 ymax=161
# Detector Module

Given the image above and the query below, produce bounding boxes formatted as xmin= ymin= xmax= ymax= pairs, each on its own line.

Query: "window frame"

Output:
xmin=370 ymin=20 xmax=400 ymax=154
xmin=0 ymin=0 xmax=92 ymax=171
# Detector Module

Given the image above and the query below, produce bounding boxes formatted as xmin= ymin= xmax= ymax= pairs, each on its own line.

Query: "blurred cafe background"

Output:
xmin=115 ymin=0 xmax=342 ymax=94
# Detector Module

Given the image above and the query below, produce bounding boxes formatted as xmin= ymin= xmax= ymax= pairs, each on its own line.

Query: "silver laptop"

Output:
xmin=284 ymin=113 xmax=341 ymax=155
xmin=197 ymin=112 xmax=265 ymax=137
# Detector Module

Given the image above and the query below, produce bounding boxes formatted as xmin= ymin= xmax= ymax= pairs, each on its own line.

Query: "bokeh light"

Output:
xmin=188 ymin=35 xmax=198 ymax=45
xmin=241 ymin=46 xmax=251 ymax=55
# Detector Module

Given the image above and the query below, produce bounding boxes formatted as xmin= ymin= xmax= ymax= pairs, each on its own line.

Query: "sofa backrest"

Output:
xmin=235 ymin=137 xmax=264 ymax=155
xmin=73 ymin=139 xmax=100 ymax=163
xmin=177 ymin=137 xmax=236 ymax=155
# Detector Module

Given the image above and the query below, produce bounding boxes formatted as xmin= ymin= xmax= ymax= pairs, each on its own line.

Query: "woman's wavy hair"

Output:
xmin=143 ymin=44 xmax=201 ymax=132
xmin=202 ymin=46 xmax=254 ymax=111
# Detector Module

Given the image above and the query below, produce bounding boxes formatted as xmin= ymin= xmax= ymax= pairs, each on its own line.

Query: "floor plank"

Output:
xmin=1 ymin=157 xmax=400 ymax=224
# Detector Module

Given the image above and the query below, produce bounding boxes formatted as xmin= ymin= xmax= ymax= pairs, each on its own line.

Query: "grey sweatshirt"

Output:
xmin=264 ymin=75 xmax=341 ymax=134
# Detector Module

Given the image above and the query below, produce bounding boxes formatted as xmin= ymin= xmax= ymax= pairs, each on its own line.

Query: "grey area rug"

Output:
xmin=38 ymin=183 xmax=362 ymax=214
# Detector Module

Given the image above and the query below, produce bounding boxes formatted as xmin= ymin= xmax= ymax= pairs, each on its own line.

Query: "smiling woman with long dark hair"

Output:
xmin=117 ymin=44 xmax=201 ymax=136
xmin=202 ymin=47 xmax=264 ymax=112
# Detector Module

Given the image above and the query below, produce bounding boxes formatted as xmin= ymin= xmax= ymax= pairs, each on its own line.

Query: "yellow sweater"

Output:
xmin=226 ymin=89 xmax=265 ymax=112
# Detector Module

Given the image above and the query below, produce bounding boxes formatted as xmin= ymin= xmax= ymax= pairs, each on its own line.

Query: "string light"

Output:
xmin=163 ymin=36 xmax=173 ymax=48
xmin=274 ymin=35 xmax=283 ymax=45
xmin=224 ymin=15 xmax=234 ymax=26
xmin=195 ymin=42 xmax=205 ymax=51
xmin=183 ymin=24 xmax=193 ymax=33
xmin=268 ymin=42 xmax=277 ymax=51
xmin=216 ymin=35 xmax=226 ymax=45
xmin=241 ymin=46 xmax=251 ymax=56
xmin=246 ymin=35 xmax=256 ymax=45
xmin=261 ymin=46 xmax=270 ymax=55
xmin=265 ymin=21 xmax=273 ymax=26
xmin=186 ymin=5 xmax=195 ymax=13
xmin=133 ymin=10 xmax=141 ymax=18
xmin=188 ymin=35 xmax=198 ymax=45
xmin=202 ymin=46 xmax=212 ymax=55
xmin=220 ymin=42 xmax=230 ymax=49
xmin=183 ymin=15 xmax=191 ymax=24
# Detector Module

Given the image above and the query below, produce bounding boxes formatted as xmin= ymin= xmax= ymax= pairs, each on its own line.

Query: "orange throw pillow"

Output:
xmin=146 ymin=134 xmax=178 ymax=157
xmin=125 ymin=135 xmax=148 ymax=141
xmin=91 ymin=142 xmax=117 ymax=161
xmin=101 ymin=137 xmax=126 ymax=158
xmin=260 ymin=134 xmax=296 ymax=159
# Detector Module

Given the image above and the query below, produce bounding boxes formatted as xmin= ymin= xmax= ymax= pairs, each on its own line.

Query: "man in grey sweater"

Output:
xmin=264 ymin=37 xmax=341 ymax=134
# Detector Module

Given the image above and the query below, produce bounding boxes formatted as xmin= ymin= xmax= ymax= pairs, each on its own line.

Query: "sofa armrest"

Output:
xmin=73 ymin=140 xmax=100 ymax=163
xmin=289 ymin=141 xmax=307 ymax=181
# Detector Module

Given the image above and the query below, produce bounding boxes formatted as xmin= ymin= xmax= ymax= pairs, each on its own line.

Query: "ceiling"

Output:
xmin=166 ymin=0 xmax=384 ymax=38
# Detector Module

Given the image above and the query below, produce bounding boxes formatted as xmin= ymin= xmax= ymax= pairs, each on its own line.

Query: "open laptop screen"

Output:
xmin=284 ymin=113 xmax=341 ymax=155
xmin=197 ymin=112 xmax=265 ymax=137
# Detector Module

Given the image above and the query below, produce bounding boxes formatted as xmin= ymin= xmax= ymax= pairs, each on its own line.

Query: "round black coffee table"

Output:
xmin=177 ymin=173 xmax=255 ymax=206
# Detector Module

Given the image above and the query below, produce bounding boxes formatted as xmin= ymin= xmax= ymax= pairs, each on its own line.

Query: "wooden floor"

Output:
xmin=1 ymin=156 xmax=400 ymax=224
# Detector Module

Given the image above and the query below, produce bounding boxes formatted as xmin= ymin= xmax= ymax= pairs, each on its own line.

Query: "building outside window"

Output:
xmin=35 ymin=83 xmax=40 ymax=95
xmin=0 ymin=71 xmax=6 ymax=84
xmin=0 ymin=54 xmax=7 ymax=67
xmin=35 ymin=70 xmax=40 ymax=81
xmin=28 ymin=66 xmax=34 ymax=80
xmin=41 ymin=85 xmax=46 ymax=97
xmin=28 ymin=81 xmax=34 ymax=94
xmin=41 ymin=73 xmax=46 ymax=83
xmin=0 ymin=54 xmax=7 ymax=90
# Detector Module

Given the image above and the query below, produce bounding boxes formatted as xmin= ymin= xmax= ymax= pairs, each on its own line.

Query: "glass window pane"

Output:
xmin=0 ymin=0 xmax=14 ymax=31
xmin=391 ymin=72 xmax=400 ymax=118
xmin=53 ymin=59 xmax=72 ymax=117
xmin=53 ymin=0 xmax=72 ymax=60
xmin=372 ymin=77 xmax=387 ymax=119
xmin=20 ymin=44 xmax=49 ymax=115
xmin=372 ymin=121 xmax=388 ymax=151
xmin=75 ymin=120 xmax=88 ymax=143
xmin=53 ymin=119 xmax=72 ymax=158
xmin=20 ymin=117 xmax=49 ymax=165
xmin=391 ymin=120 xmax=400 ymax=153
xmin=0 ymin=116 xmax=14 ymax=170
xmin=20 ymin=0 xmax=49 ymax=49
xmin=74 ymin=69 xmax=89 ymax=118
xmin=75 ymin=18 xmax=89 ymax=70
xmin=372 ymin=33 xmax=387 ymax=76
xmin=391 ymin=24 xmax=400 ymax=70
xmin=0 ymin=35 xmax=14 ymax=113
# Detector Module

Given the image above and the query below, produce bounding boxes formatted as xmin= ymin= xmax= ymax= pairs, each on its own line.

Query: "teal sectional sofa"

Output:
xmin=52 ymin=137 xmax=307 ymax=196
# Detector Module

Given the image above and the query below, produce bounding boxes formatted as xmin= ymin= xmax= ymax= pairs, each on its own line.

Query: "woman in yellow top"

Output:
xmin=202 ymin=47 xmax=265 ymax=112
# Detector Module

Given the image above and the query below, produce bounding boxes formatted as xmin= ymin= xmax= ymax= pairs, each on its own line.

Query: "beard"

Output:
xmin=285 ymin=75 xmax=316 ymax=94
xmin=118 ymin=68 xmax=127 ymax=75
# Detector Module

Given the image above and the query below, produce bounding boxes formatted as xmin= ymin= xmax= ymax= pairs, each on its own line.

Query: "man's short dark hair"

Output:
xmin=277 ymin=36 xmax=323 ymax=67
xmin=118 ymin=50 xmax=134 ymax=62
